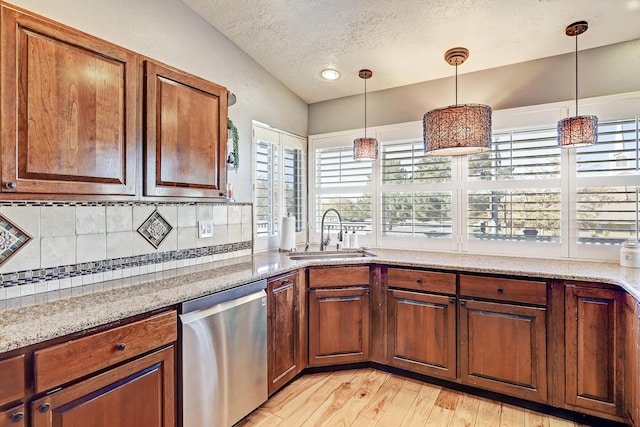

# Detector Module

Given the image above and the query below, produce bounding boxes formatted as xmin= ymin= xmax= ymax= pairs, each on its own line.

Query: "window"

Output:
xmin=308 ymin=93 xmax=640 ymax=260
xmin=314 ymin=143 xmax=373 ymax=239
xmin=574 ymin=117 xmax=639 ymax=257
xmin=467 ymin=127 xmax=562 ymax=255
xmin=253 ymin=124 xmax=306 ymax=251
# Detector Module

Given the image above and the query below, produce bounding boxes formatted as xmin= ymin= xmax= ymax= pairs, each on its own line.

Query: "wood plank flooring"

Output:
xmin=238 ymin=368 xmax=596 ymax=427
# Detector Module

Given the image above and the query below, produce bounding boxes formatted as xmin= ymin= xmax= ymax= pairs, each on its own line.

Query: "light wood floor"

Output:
xmin=238 ymin=368 xmax=596 ymax=427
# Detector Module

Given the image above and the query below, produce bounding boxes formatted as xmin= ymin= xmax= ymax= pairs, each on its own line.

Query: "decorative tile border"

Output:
xmin=0 ymin=240 xmax=252 ymax=289
xmin=0 ymin=200 xmax=252 ymax=207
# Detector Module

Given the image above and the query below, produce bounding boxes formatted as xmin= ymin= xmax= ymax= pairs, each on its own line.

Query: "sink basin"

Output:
xmin=287 ymin=249 xmax=376 ymax=261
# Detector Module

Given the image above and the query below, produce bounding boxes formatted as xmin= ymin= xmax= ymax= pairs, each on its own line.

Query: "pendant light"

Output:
xmin=423 ymin=47 xmax=492 ymax=156
xmin=353 ymin=69 xmax=378 ymax=161
xmin=557 ymin=21 xmax=597 ymax=148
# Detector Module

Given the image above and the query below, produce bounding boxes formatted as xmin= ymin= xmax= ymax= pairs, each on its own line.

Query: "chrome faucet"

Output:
xmin=320 ymin=208 xmax=343 ymax=251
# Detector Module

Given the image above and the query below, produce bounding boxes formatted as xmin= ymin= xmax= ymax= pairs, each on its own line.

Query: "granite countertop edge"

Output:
xmin=1 ymin=248 xmax=638 ymax=354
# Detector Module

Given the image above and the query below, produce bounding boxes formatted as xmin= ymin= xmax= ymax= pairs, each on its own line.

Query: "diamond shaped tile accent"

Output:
xmin=0 ymin=214 xmax=33 ymax=266
xmin=137 ymin=210 xmax=173 ymax=249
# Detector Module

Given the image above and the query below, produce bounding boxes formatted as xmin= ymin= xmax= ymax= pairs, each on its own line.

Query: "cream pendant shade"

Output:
xmin=353 ymin=69 xmax=378 ymax=161
xmin=423 ymin=47 xmax=491 ymax=156
xmin=558 ymin=21 xmax=597 ymax=148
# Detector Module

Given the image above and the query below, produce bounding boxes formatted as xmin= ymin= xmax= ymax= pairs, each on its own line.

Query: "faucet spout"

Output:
xmin=320 ymin=208 xmax=343 ymax=251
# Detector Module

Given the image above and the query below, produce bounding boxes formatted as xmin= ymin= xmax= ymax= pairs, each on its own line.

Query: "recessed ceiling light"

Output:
xmin=321 ymin=69 xmax=340 ymax=80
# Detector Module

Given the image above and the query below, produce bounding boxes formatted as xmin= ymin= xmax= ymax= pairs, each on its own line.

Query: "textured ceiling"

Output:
xmin=183 ymin=0 xmax=640 ymax=104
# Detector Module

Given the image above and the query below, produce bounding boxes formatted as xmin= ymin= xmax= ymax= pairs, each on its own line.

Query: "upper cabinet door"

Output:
xmin=0 ymin=5 xmax=137 ymax=196
xmin=144 ymin=60 xmax=227 ymax=198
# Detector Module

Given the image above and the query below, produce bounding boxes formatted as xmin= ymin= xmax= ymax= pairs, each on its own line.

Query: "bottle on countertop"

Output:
xmin=351 ymin=231 xmax=358 ymax=249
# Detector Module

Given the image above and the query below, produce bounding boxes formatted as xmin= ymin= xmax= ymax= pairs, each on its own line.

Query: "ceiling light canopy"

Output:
xmin=321 ymin=69 xmax=340 ymax=80
xmin=557 ymin=21 xmax=597 ymax=148
xmin=423 ymin=48 xmax=492 ymax=156
xmin=353 ymin=69 xmax=378 ymax=161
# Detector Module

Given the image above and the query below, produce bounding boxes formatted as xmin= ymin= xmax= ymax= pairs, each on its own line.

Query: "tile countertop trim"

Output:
xmin=1 ymin=248 xmax=639 ymax=354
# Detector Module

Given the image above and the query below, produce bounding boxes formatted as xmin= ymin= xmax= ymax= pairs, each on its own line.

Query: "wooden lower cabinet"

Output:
xmin=625 ymin=296 xmax=640 ymax=426
xmin=267 ymin=272 xmax=300 ymax=395
xmin=387 ymin=289 xmax=456 ymax=379
xmin=459 ymin=299 xmax=548 ymax=402
xmin=0 ymin=404 xmax=25 ymax=427
xmin=31 ymin=346 xmax=174 ymax=427
xmin=308 ymin=287 xmax=370 ymax=366
xmin=565 ymin=285 xmax=625 ymax=419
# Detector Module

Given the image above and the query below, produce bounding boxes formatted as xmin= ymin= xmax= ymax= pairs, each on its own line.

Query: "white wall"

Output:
xmin=7 ymin=0 xmax=308 ymax=202
xmin=308 ymin=39 xmax=640 ymax=135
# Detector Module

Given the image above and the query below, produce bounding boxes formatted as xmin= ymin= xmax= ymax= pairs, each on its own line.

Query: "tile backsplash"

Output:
xmin=0 ymin=201 xmax=253 ymax=300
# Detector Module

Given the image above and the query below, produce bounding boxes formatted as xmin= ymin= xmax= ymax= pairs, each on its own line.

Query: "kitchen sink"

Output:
xmin=287 ymin=249 xmax=376 ymax=261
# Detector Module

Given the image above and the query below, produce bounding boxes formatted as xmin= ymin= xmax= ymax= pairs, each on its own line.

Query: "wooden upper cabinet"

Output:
xmin=0 ymin=5 xmax=137 ymax=196
xmin=144 ymin=60 xmax=227 ymax=198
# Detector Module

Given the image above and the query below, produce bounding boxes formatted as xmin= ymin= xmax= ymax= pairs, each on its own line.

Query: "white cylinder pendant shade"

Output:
xmin=557 ymin=115 xmax=598 ymax=148
xmin=423 ymin=103 xmax=492 ymax=155
xmin=353 ymin=137 xmax=378 ymax=161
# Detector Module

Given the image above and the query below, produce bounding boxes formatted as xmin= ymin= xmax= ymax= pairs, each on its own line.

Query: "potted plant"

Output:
xmin=227 ymin=118 xmax=239 ymax=171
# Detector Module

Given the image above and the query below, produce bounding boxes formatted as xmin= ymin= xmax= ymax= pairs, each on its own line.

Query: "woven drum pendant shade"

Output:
xmin=423 ymin=47 xmax=491 ymax=156
xmin=423 ymin=103 xmax=492 ymax=155
xmin=353 ymin=137 xmax=378 ymax=160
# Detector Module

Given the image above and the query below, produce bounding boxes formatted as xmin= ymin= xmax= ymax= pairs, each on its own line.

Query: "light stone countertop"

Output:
xmin=1 ymin=248 xmax=639 ymax=354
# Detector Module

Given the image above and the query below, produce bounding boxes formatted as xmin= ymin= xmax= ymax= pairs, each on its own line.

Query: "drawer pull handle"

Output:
xmin=116 ymin=343 xmax=126 ymax=351
xmin=11 ymin=412 xmax=24 ymax=423
xmin=39 ymin=403 xmax=50 ymax=414
xmin=416 ymin=278 xmax=422 ymax=284
xmin=497 ymin=287 xmax=504 ymax=293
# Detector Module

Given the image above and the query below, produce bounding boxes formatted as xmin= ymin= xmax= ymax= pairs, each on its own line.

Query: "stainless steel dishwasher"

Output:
xmin=180 ymin=279 xmax=268 ymax=427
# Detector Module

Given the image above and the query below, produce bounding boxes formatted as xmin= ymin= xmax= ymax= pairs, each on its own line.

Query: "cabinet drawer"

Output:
xmin=34 ymin=310 xmax=177 ymax=393
xmin=0 ymin=355 xmax=24 ymax=407
xmin=0 ymin=404 xmax=25 ymax=427
xmin=387 ymin=268 xmax=455 ymax=294
xmin=459 ymin=275 xmax=547 ymax=305
xmin=270 ymin=271 xmax=298 ymax=290
xmin=309 ymin=266 xmax=369 ymax=288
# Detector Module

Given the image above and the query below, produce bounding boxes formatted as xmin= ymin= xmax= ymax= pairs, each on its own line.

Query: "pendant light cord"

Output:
xmin=575 ymin=27 xmax=579 ymax=115
xmin=455 ymin=63 xmax=458 ymax=106
xmin=364 ymin=78 xmax=368 ymax=138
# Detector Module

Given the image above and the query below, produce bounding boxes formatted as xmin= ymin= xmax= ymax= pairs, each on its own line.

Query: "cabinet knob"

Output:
xmin=39 ymin=403 xmax=50 ymax=413
xmin=416 ymin=278 xmax=422 ymax=284
xmin=497 ymin=287 xmax=504 ymax=293
xmin=116 ymin=343 xmax=126 ymax=351
xmin=282 ymin=279 xmax=291 ymax=285
xmin=460 ymin=300 xmax=467 ymax=307
xmin=5 ymin=181 xmax=16 ymax=190
xmin=449 ymin=297 xmax=456 ymax=305
xmin=10 ymin=412 xmax=24 ymax=423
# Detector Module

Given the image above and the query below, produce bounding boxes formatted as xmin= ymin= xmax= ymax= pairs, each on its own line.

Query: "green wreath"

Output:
xmin=227 ymin=117 xmax=239 ymax=170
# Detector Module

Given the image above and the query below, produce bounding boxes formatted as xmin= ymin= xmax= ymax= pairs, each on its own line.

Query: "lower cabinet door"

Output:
xmin=459 ymin=299 xmax=547 ymax=402
xmin=387 ymin=289 xmax=456 ymax=379
xmin=308 ymin=287 xmax=370 ymax=366
xmin=267 ymin=273 xmax=300 ymax=395
xmin=31 ymin=346 xmax=174 ymax=427
xmin=0 ymin=404 xmax=25 ymax=427
xmin=565 ymin=285 xmax=624 ymax=418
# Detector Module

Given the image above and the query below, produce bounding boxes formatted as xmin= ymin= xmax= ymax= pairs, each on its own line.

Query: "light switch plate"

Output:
xmin=198 ymin=220 xmax=213 ymax=238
